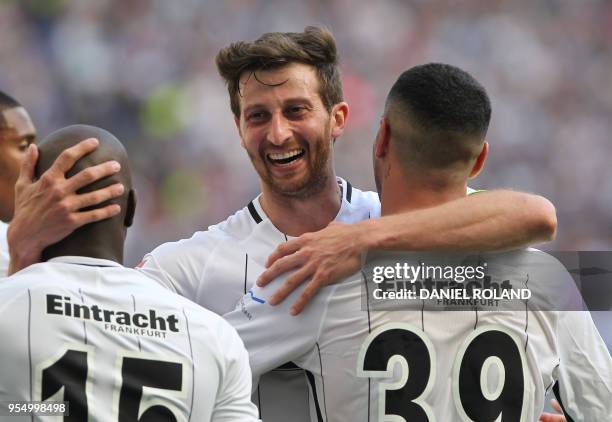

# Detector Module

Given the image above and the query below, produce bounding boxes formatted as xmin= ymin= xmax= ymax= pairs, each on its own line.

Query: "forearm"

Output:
xmin=7 ymin=222 xmax=43 ymax=275
xmin=363 ymin=190 xmax=557 ymax=251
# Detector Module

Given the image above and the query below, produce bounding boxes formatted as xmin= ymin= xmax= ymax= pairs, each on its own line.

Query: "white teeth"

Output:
xmin=268 ymin=149 xmax=304 ymax=160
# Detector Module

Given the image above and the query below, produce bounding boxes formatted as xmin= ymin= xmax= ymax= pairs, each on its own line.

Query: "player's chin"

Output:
xmin=268 ymin=173 xmax=315 ymax=197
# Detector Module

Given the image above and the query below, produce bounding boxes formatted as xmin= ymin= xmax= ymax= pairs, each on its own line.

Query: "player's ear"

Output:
xmin=234 ymin=115 xmax=246 ymax=148
xmin=374 ymin=117 xmax=390 ymax=159
xmin=330 ymin=102 xmax=349 ymax=139
xmin=469 ymin=141 xmax=488 ymax=178
xmin=124 ymin=189 xmax=136 ymax=228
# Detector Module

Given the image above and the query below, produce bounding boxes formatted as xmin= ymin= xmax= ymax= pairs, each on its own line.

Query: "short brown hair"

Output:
xmin=216 ymin=26 xmax=343 ymax=117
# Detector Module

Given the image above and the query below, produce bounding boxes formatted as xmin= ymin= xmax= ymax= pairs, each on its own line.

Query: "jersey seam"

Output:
xmin=314 ymin=283 xmax=342 ymax=343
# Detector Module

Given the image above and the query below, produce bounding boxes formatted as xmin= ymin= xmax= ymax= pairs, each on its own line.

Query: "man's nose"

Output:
xmin=267 ymin=113 xmax=291 ymax=146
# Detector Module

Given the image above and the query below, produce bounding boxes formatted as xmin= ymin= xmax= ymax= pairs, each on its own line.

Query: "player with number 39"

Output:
xmin=225 ymin=64 xmax=612 ymax=421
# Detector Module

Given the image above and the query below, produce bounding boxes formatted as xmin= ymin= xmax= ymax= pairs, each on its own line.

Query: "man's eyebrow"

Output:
xmin=243 ymin=104 xmax=267 ymax=115
xmin=243 ymin=97 xmax=314 ymax=113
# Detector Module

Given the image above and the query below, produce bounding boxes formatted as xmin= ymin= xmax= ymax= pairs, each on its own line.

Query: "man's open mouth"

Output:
xmin=267 ymin=148 xmax=305 ymax=165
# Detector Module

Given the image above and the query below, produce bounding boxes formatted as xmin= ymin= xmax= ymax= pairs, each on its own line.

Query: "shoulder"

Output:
xmin=337 ymin=178 xmax=381 ymax=221
xmin=180 ymin=296 xmax=244 ymax=347
xmin=0 ymin=263 xmax=74 ymax=304
xmin=350 ymin=187 xmax=380 ymax=215
xmin=147 ymin=203 xmax=260 ymax=259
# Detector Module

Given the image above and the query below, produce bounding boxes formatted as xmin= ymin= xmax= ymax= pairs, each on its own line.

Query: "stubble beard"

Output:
xmin=253 ymin=137 xmax=333 ymax=200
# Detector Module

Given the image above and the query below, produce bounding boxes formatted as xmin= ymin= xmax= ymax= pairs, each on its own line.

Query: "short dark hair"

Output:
xmin=386 ymin=63 xmax=491 ymax=169
xmin=0 ymin=91 xmax=23 ymax=129
xmin=0 ymin=91 xmax=21 ymax=110
xmin=216 ymin=26 xmax=343 ymax=117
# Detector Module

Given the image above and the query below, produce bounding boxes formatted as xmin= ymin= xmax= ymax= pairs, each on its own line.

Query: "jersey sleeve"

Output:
xmin=211 ymin=319 xmax=260 ymax=422
xmin=137 ymin=230 xmax=221 ymax=302
xmin=223 ymin=276 xmax=333 ymax=381
xmin=553 ymin=310 xmax=612 ymax=420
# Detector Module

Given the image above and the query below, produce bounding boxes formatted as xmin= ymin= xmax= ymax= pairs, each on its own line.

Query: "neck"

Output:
xmin=42 ymin=222 xmax=125 ymax=264
xmin=381 ymin=171 xmax=468 ymax=216
xmin=260 ymin=175 xmax=342 ymax=237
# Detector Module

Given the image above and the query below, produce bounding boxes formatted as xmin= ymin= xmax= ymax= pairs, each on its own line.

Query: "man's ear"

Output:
xmin=374 ymin=117 xmax=391 ymax=159
xmin=330 ymin=102 xmax=349 ymax=139
xmin=234 ymin=115 xmax=246 ymax=148
xmin=469 ymin=141 xmax=489 ymax=178
xmin=125 ymin=189 xmax=136 ymax=228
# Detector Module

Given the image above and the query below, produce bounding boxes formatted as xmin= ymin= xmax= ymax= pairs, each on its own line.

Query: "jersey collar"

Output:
xmin=47 ymin=256 xmax=123 ymax=268
xmin=247 ymin=177 xmax=353 ymax=226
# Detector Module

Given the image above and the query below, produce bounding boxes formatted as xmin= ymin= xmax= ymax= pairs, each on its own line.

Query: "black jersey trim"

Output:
xmin=79 ymin=289 xmax=88 ymax=345
xmin=361 ymin=270 xmax=372 ymax=422
xmin=131 ymin=294 xmax=141 ymax=352
xmin=524 ymin=274 xmax=529 ymax=352
xmin=346 ymin=181 xmax=353 ymax=203
xmin=277 ymin=361 xmax=301 ymax=370
xmin=244 ymin=254 xmax=248 ymax=294
xmin=182 ymin=308 xmax=195 ymax=422
xmin=247 ymin=201 xmax=263 ymax=224
xmin=361 ymin=270 xmax=372 ymax=334
xmin=421 ymin=299 xmax=425 ymax=332
xmin=68 ymin=263 xmax=117 ymax=268
xmin=27 ymin=289 xmax=33 ymax=404
xmin=316 ymin=343 xmax=328 ymax=420
xmin=552 ymin=382 xmax=576 ymax=422
xmin=305 ymin=370 xmax=324 ymax=422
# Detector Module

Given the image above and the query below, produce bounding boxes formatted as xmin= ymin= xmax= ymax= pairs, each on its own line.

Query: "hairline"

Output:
xmin=234 ymin=61 xmax=337 ymax=118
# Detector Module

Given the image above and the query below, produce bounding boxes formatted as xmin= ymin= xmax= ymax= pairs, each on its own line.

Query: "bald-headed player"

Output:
xmin=0 ymin=125 xmax=259 ymax=421
xmin=0 ymin=91 xmax=36 ymax=275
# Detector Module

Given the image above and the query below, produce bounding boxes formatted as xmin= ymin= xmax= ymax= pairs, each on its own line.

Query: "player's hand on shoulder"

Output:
xmin=257 ymin=220 xmax=368 ymax=315
xmin=8 ymin=139 xmax=123 ymax=274
xmin=539 ymin=400 xmax=566 ymax=422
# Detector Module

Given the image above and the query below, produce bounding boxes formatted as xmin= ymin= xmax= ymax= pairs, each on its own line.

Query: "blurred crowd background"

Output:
xmin=1 ymin=0 xmax=610 ymax=344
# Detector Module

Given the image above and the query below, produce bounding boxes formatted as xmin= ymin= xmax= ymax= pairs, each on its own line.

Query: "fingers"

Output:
xmin=266 ymin=238 xmax=302 ymax=268
xmin=268 ymin=264 xmax=313 ymax=306
xmin=290 ymin=280 xmax=321 ymax=315
xmin=550 ymin=399 xmax=562 ymax=414
xmin=72 ymin=204 xmax=122 ymax=227
xmin=258 ymin=252 xmax=303 ymax=287
xmin=50 ymin=138 xmax=99 ymax=175
xmin=17 ymin=144 xmax=38 ymax=184
xmin=540 ymin=416 xmax=564 ymax=422
xmin=539 ymin=400 xmax=565 ymax=422
xmin=539 ymin=414 xmax=552 ymax=422
xmin=71 ymin=183 xmax=125 ymax=210
xmin=65 ymin=161 xmax=122 ymax=193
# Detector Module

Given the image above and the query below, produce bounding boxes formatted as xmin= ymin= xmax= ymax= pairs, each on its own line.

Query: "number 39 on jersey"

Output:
xmin=358 ymin=323 xmax=533 ymax=422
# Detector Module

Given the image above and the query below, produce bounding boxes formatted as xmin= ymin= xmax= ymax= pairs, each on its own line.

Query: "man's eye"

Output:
xmin=248 ymin=111 xmax=267 ymax=121
xmin=286 ymin=106 xmax=308 ymax=117
xmin=18 ymin=141 xmax=29 ymax=151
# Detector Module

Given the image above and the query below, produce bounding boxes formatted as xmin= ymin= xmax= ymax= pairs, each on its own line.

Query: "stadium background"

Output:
xmin=1 ymin=0 xmax=610 ymax=349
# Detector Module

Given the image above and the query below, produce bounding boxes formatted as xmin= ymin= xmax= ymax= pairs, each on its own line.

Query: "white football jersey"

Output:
xmin=0 ymin=221 xmax=9 ymax=276
xmin=0 ymin=256 xmax=258 ymax=422
xmin=225 ymin=250 xmax=612 ymax=422
xmin=138 ymin=178 xmax=380 ymax=421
